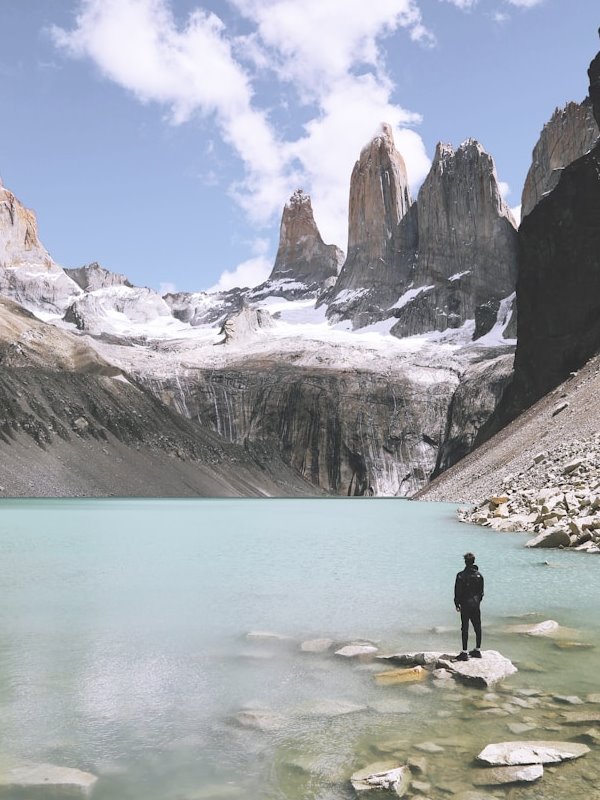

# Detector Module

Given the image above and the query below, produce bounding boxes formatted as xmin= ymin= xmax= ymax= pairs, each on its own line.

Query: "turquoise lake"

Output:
xmin=0 ymin=498 xmax=599 ymax=799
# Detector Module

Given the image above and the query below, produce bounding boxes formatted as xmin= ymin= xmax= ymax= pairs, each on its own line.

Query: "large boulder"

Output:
xmin=471 ymin=764 xmax=543 ymax=786
xmin=525 ymin=528 xmax=571 ymax=548
xmin=437 ymin=650 xmax=517 ymax=688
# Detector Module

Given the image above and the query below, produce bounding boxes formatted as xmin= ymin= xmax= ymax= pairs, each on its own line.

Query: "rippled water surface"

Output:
xmin=0 ymin=498 xmax=599 ymax=799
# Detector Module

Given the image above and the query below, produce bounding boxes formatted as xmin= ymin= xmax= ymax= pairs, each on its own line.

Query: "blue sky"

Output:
xmin=0 ymin=0 xmax=597 ymax=293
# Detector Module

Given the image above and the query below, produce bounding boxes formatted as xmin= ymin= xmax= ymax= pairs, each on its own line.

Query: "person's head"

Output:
xmin=463 ymin=552 xmax=475 ymax=566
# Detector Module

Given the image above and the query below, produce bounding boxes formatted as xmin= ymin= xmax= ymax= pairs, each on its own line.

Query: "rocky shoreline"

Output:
xmin=458 ymin=432 xmax=600 ymax=553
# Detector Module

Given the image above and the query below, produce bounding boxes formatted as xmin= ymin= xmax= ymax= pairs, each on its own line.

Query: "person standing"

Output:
xmin=454 ymin=552 xmax=484 ymax=661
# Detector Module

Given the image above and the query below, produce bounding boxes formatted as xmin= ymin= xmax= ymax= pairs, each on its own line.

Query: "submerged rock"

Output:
xmin=350 ymin=762 xmax=411 ymax=796
xmin=477 ymin=740 xmax=590 ymax=765
xmin=0 ymin=761 xmax=98 ymax=796
xmin=472 ymin=764 xmax=543 ymax=786
xmin=374 ymin=666 xmax=426 ymax=685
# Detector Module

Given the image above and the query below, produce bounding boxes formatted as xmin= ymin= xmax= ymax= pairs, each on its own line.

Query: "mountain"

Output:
xmin=325 ymin=129 xmax=518 ymax=343
xmin=0 ymin=122 xmax=521 ymax=497
xmin=0 ymin=295 xmax=317 ymax=497
xmin=326 ymin=123 xmax=413 ymax=326
xmin=252 ymin=189 xmax=343 ymax=300
xmin=521 ymin=99 xmax=599 ymax=219
xmin=480 ymin=41 xmax=600 ymax=435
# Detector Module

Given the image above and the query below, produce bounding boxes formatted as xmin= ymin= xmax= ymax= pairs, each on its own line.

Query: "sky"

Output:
xmin=0 ymin=1 xmax=598 ymax=294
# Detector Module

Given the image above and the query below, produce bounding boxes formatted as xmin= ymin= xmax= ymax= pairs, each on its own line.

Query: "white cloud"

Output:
xmin=510 ymin=204 xmax=522 ymax=226
xmin=498 ymin=180 xmax=510 ymax=199
xmin=52 ymin=0 xmax=434 ymax=282
xmin=439 ymin=0 xmax=479 ymax=9
xmin=504 ymin=0 xmax=544 ymax=7
xmin=208 ymin=255 xmax=272 ymax=292
xmin=492 ymin=11 xmax=510 ymax=22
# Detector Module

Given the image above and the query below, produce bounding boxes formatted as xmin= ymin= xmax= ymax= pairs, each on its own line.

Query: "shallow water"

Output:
xmin=0 ymin=498 xmax=599 ymax=799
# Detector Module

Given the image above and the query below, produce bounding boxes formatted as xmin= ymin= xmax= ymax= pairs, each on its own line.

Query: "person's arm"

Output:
xmin=480 ymin=574 xmax=484 ymax=602
xmin=454 ymin=574 xmax=461 ymax=610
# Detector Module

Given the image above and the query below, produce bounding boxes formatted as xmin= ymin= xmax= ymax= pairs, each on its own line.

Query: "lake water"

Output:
xmin=0 ymin=498 xmax=599 ymax=799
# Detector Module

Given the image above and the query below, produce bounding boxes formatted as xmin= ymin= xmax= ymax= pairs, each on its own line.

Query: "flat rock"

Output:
xmin=438 ymin=650 xmax=517 ymax=687
xmin=414 ymin=742 xmax=444 ymax=753
xmin=245 ymin=630 xmax=292 ymax=642
xmin=300 ymin=638 xmax=333 ymax=653
xmin=298 ymin=699 xmax=367 ymax=717
xmin=351 ymin=762 xmax=410 ymax=796
xmin=335 ymin=644 xmax=378 ymax=658
xmin=477 ymin=740 xmax=590 ymax=765
xmin=561 ymin=711 xmax=600 ymax=725
xmin=506 ymin=619 xmax=560 ymax=636
xmin=375 ymin=666 xmax=426 ymax=685
xmin=378 ymin=651 xmax=452 ymax=666
xmin=508 ymin=723 xmax=537 ymax=735
xmin=472 ymin=764 xmax=543 ymax=785
xmin=229 ymin=708 xmax=285 ymax=731
xmin=0 ymin=761 xmax=98 ymax=796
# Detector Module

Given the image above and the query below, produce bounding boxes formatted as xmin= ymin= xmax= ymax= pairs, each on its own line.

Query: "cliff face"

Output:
xmin=483 ymin=43 xmax=600 ymax=428
xmin=0 ymin=184 xmax=81 ymax=313
xmin=326 ymin=124 xmax=414 ymax=326
xmin=390 ymin=140 xmax=518 ymax=339
xmin=521 ymin=100 xmax=599 ymax=219
xmin=256 ymin=189 xmax=343 ymax=299
xmin=0 ymin=297 xmax=315 ymax=497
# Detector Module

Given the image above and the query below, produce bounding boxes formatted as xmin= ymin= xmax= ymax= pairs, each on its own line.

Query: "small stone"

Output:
xmin=414 ymin=742 xmax=444 ymax=753
xmin=563 ymin=458 xmax=584 ymax=474
xmin=508 ymin=723 xmax=537 ymax=734
xmin=553 ymin=695 xmax=584 ymax=705
xmin=375 ymin=666 xmax=426 ymax=685
xmin=350 ymin=763 xmax=410 ymax=796
xmin=551 ymin=402 xmax=569 ymax=417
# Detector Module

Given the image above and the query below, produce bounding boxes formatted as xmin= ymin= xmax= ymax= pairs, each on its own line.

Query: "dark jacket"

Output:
xmin=454 ymin=563 xmax=484 ymax=608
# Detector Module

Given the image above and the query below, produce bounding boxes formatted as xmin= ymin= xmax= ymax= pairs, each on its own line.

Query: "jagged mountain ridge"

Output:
xmin=2 ymin=80 xmax=595 ymax=497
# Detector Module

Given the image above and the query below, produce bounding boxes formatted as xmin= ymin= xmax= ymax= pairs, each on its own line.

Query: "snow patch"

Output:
xmin=389 ymin=285 xmax=435 ymax=310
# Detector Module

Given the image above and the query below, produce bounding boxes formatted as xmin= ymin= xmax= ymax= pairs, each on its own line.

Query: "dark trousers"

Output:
xmin=460 ymin=604 xmax=482 ymax=650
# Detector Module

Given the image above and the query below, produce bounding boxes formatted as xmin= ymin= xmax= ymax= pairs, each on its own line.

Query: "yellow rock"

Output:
xmin=375 ymin=666 xmax=426 ymax=685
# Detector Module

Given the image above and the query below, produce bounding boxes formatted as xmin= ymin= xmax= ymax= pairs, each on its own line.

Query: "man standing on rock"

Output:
xmin=454 ymin=552 xmax=484 ymax=661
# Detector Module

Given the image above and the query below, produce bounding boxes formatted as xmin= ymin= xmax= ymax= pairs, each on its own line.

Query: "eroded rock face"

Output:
xmin=521 ymin=100 xmax=599 ymax=219
xmin=255 ymin=190 xmax=343 ymax=300
xmin=164 ymin=288 xmax=244 ymax=327
xmin=65 ymin=262 xmax=132 ymax=292
xmin=0 ymin=183 xmax=51 ymax=268
xmin=483 ymin=43 xmax=600 ymax=431
xmin=327 ymin=124 xmax=413 ymax=326
xmin=64 ymin=285 xmax=173 ymax=335
xmin=390 ymin=140 xmax=518 ymax=338
xmin=136 ymin=360 xmax=460 ymax=497
xmin=0 ymin=183 xmax=81 ymax=313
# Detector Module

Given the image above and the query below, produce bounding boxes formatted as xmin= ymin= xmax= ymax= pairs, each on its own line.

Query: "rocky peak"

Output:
xmin=521 ymin=100 xmax=599 ymax=219
xmin=589 ymin=33 xmax=600 ymax=126
xmin=218 ymin=303 xmax=274 ymax=345
xmin=266 ymin=189 xmax=343 ymax=293
xmin=389 ymin=139 xmax=518 ymax=339
xmin=0 ymin=184 xmax=53 ymax=269
xmin=65 ymin=262 xmax=133 ymax=292
xmin=326 ymin=123 xmax=414 ymax=325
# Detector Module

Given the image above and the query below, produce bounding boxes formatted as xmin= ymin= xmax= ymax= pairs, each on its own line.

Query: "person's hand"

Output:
xmin=455 ymin=606 xmax=460 ymax=612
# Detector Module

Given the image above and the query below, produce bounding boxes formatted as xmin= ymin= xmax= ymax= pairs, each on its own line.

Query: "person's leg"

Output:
xmin=460 ymin=608 xmax=470 ymax=651
xmin=471 ymin=606 xmax=482 ymax=649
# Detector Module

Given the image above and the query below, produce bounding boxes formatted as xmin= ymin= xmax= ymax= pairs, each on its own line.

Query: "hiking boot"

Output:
xmin=469 ymin=649 xmax=482 ymax=658
xmin=455 ymin=651 xmax=469 ymax=661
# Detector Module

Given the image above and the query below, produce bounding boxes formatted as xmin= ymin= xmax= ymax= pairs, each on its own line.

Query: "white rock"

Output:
xmin=438 ymin=650 xmax=517 ymax=687
xmin=351 ymin=763 xmax=411 ymax=796
xmin=300 ymin=638 xmax=333 ymax=653
xmin=525 ymin=528 xmax=571 ymax=548
xmin=477 ymin=740 xmax=590 ymax=765
xmin=335 ymin=644 xmax=378 ymax=658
